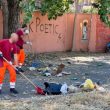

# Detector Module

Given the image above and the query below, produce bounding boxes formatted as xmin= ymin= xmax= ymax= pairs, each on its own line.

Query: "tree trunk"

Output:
xmin=1 ymin=0 xmax=9 ymax=38
xmin=72 ymin=0 xmax=79 ymax=51
xmin=7 ymin=0 xmax=20 ymax=36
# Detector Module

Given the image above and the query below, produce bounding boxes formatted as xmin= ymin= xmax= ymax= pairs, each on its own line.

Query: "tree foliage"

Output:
xmin=20 ymin=0 xmax=73 ymax=24
xmin=93 ymin=0 xmax=110 ymax=27
xmin=40 ymin=0 xmax=73 ymax=20
xmin=20 ymin=0 xmax=36 ymax=24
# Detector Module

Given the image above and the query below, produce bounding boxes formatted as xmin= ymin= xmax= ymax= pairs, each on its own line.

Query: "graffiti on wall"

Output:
xmin=29 ymin=17 xmax=58 ymax=34
xmin=29 ymin=17 xmax=64 ymax=41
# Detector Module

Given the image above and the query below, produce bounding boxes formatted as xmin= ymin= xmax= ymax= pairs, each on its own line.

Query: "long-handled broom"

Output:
xmin=3 ymin=56 xmax=45 ymax=95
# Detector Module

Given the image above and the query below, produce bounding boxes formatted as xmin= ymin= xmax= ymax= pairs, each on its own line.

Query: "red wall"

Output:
xmin=72 ymin=14 xmax=91 ymax=52
xmin=26 ymin=12 xmax=74 ymax=53
xmin=96 ymin=16 xmax=110 ymax=52
xmin=72 ymin=14 xmax=110 ymax=52
xmin=0 ymin=11 xmax=110 ymax=53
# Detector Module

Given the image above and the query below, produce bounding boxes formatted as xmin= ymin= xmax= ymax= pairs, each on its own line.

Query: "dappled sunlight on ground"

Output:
xmin=1 ymin=52 xmax=110 ymax=109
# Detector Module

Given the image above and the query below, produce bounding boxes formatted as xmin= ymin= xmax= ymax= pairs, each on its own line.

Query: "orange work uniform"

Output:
xmin=16 ymin=29 xmax=25 ymax=65
xmin=0 ymin=39 xmax=18 ymax=89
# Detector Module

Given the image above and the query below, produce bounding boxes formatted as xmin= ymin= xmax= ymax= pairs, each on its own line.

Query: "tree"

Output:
xmin=1 ymin=0 xmax=8 ymax=37
xmin=92 ymin=0 xmax=110 ymax=27
xmin=1 ymin=0 xmax=22 ymax=38
xmin=7 ymin=0 xmax=21 ymax=36
xmin=20 ymin=0 xmax=36 ymax=24
xmin=7 ymin=0 xmax=20 ymax=35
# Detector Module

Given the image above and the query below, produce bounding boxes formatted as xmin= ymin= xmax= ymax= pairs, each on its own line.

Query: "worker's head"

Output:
xmin=44 ymin=82 xmax=49 ymax=88
xmin=22 ymin=24 xmax=27 ymax=29
xmin=22 ymin=24 xmax=29 ymax=35
xmin=16 ymin=30 xmax=24 ymax=38
xmin=10 ymin=33 xmax=18 ymax=43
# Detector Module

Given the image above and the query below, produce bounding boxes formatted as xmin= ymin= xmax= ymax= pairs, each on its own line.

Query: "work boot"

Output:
xmin=10 ymin=88 xmax=18 ymax=94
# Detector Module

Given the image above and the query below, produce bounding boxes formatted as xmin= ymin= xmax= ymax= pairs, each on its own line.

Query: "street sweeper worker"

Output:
xmin=0 ymin=33 xmax=19 ymax=94
xmin=16 ymin=24 xmax=31 ymax=67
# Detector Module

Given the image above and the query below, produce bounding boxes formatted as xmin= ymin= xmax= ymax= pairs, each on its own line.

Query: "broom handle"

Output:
xmin=3 ymin=57 xmax=37 ymax=88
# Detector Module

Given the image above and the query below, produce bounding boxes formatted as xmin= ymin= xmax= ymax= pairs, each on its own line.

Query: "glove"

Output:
xmin=26 ymin=41 xmax=32 ymax=45
xmin=25 ymin=29 xmax=29 ymax=35
xmin=9 ymin=61 xmax=12 ymax=65
xmin=0 ymin=51 xmax=3 ymax=58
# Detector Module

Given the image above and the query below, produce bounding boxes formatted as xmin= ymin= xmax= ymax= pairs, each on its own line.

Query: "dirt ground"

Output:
xmin=1 ymin=52 xmax=110 ymax=110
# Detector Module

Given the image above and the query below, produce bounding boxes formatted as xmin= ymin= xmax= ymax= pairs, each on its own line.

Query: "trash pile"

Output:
xmin=43 ymin=79 xmax=106 ymax=95
xmin=78 ymin=79 xmax=106 ymax=93
xmin=28 ymin=60 xmax=71 ymax=77
xmin=25 ymin=53 xmax=107 ymax=96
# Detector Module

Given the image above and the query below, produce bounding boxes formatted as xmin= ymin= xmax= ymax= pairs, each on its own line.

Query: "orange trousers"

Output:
xmin=0 ymin=61 xmax=16 ymax=85
xmin=17 ymin=49 xmax=25 ymax=65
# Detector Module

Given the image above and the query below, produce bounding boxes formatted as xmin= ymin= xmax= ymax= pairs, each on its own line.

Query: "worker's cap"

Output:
xmin=16 ymin=29 xmax=24 ymax=37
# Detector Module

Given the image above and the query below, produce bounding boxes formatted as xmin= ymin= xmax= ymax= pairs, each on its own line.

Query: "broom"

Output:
xmin=3 ymin=56 xmax=45 ymax=95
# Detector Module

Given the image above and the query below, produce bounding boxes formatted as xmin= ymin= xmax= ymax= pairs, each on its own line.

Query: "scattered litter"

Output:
xmin=31 ymin=60 xmax=44 ymax=68
xmin=60 ymin=83 xmax=68 ymax=95
xmin=3 ymin=95 xmax=11 ymax=100
xmin=75 ymin=82 xmax=82 ymax=87
xmin=68 ymin=85 xmax=80 ymax=93
xmin=23 ymin=91 xmax=28 ymax=95
xmin=44 ymin=82 xmax=62 ymax=95
xmin=79 ymin=79 xmax=106 ymax=93
xmin=29 ymin=67 xmax=36 ymax=71
xmin=83 ymin=79 xmax=95 ymax=90
xmin=31 ymin=89 xmax=36 ymax=92
xmin=95 ymin=83 xmax=106 ymax=93
xmin=62 ymin=71 xmax=71 ymax=75
xmin=57 ymin=73 xmax=63 ymax=77
xmin=67 ymin=61 xmax=71 ymax=64
xmin=48 ymin=64 xmax=53 ymax=67
xmin=53 ymin=67 xmax=57 ymax=71
xmin=44 ymin=72 xmax=51 ymax=77
xmin=96 ymin=86 xmax=106 ymax=93
xmin=71 ymin=78 xmax=78 ymax=80
xmin=75 ymin=73 xmax=78 ymax=75
xmin=67 ymin=61 xmax=73 ymax=64
xmin=56 ymin=64 xmax=65 ymax=74
xmin=37 ymin=67 xmax=51 ymax=73
xmin=56 ymin=71 xmax=71 ymax=77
